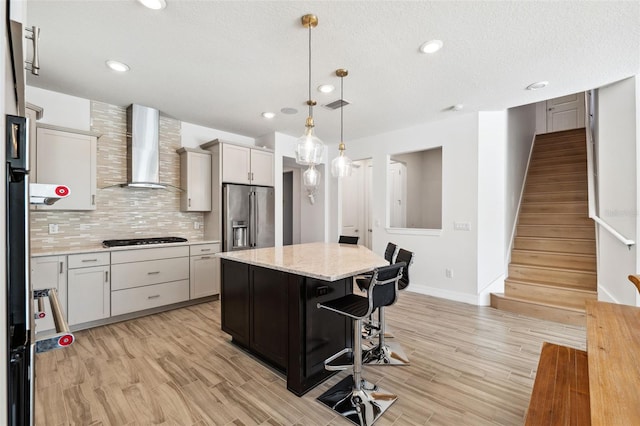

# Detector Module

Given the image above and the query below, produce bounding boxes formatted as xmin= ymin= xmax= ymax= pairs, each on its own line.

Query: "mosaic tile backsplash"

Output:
xmin=30 ymin=101 xmax=204 ymax=252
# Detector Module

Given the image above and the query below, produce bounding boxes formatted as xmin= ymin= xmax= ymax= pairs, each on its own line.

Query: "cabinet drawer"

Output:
xmin=190 ymin=243 xmax=220 ymax=256
xmin=68 ymin=252 xmax=110 ymax=268
xmin=111 ymin=245 xmax=189 ymax=264
xmin=111 ymin=257 xmax=189 ymax=291
xmin=111 ymin=280 xmax=189 ymax=316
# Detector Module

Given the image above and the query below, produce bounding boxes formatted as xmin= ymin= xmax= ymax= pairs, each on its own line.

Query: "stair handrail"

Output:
xmin=585 ymin=92 xmax=635 ymax=249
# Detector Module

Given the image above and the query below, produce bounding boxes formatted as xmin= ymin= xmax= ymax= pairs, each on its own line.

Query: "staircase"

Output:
xmin=491 ymin=128 xmax=597 ymax=326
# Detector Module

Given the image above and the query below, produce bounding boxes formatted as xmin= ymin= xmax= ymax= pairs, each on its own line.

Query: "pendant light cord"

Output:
xmin=308 ymin=24 xmax=313 ymax=120
xmin=340 ymin=75 xmax=344 ymax=144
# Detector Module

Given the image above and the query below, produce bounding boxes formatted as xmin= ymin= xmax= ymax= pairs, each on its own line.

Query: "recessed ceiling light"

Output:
xmin=526 ymin=81 xmax=549 ymax=90
xmin=105 ymin=60 xmax=130 ymax=73
xmin=419 ymin=39 xmax=443 ymax=54
xmin=281 ymin=107 xmax=298 ymax=115
xmin=452 ymin=104 xmax=464 ymax=111
xmin=318 ymin=84 xmax=335 ymax=93
xmin=261 ymin=112 xmax=275 ymax=119
xmin=138 ymin=0 xmax=167 ymax=10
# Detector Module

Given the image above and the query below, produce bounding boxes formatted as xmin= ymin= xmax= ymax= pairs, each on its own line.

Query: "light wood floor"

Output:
xmin=34 ymin=292 xmax=586 ymax=425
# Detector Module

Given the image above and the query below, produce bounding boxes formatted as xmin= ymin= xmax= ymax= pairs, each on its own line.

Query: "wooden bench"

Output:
xmin=525 ymin=342 xmax=590 ymax=425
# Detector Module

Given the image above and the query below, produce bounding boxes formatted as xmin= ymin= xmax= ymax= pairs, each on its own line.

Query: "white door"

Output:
xmin=341 ymin=162 xmax=363 ymax=242
xmin=67 ymin=265 xmax=110 ymax=326
xmin=388 ymin=162 xmax=407 ymax=228
xmin=547 ymin=92 xmax=585 ymax=132
xmin=364 ymin=160 xmax=373 ymax=249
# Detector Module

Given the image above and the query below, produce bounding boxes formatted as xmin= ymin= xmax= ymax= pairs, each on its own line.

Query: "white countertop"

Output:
xmin=31 ymin=239 xmax=221 ymax=257
xmin=217 ymin=242 xmax=387 ymax=281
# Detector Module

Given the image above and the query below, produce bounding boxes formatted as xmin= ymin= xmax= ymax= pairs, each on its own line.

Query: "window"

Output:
xmin=387 ymin=147 xmax=442 ymax=230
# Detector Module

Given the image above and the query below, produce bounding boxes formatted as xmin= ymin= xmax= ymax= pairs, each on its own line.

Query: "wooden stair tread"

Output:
xmin=511 ymin=249 xmax=595 ymax=260
xmin=505 ymin=277 xmax=597 ymax=294
xmin=492 ymin=293 xmax=586 ymax=313
xmin=515 ymin=236 xmax=595 ymax=244
xmin=510 ymin=263 xmax=596 ymax=276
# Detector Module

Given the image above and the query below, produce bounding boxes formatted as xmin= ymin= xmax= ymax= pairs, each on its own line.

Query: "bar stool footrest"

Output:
xmin=362 ymin=340 xmax=410 ymax=366
xmin=324 ymin=347 xmax=353 ymax=371
xmin=317 ymin=375 xmax=398 ymax=426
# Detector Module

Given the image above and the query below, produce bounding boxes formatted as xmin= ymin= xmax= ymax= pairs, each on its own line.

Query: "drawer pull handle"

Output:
xmin=82 ymin=259 xmax=98 ymax=262
xmin=147 ymin=295 xmax=160 ymax=299
xmin=200 ymin=249 xmax=211 ymax=252
xmin=200 ymin=256 xmax=211 ymax=260
xmin=147 ymin=271 xmax=160 ymax=275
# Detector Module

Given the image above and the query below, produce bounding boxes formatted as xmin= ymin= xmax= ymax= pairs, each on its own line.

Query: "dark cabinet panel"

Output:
xmin=220 ymin=260 xmax=250 ymax=347
xmin=304 ymin=278 xmax=351 ymax=378
xmin=250 ymin=267 xmax=288 ymax=369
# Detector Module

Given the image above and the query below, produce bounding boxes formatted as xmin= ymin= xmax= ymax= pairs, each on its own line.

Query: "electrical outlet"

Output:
xmin=193 ymin=222 xmax=201 ymax=230
xmin=48 ymin=224 xmax=59 ymax=234
xmin=445 ymin=268 xmax=453 ymax=278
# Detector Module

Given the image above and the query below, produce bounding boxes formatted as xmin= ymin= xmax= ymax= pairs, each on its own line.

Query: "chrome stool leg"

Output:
xmin=317 ymin=318 xmax=398 ymax=426
xmin=362 ymin=307 xmax=409 ymax=365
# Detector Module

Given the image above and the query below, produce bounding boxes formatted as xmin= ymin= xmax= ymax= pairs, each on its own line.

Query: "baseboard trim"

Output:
xmin=406 ymin=285 xmax=481 ymax=306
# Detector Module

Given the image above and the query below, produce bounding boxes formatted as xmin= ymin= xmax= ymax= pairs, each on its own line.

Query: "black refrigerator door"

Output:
xmin=6 ymin=114 xmax=32 ymax=426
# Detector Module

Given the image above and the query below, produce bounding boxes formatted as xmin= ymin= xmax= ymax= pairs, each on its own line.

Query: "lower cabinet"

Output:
xmin=31 ymin=255 xmax=67 ymax=335
xmin=111 ymin=246 xmax=190 ymax=316
xmin=190 ymin=243 xmax=220 ymax=299
xmin=67 ymin=252 xmax=110 ymax=326
xmin=221 ymin=260 xmax=287 ymax=369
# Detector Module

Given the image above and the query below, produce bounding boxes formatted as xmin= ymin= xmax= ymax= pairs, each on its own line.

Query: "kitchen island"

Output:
xmin=217 ymin=242 xmax=387 ymax=395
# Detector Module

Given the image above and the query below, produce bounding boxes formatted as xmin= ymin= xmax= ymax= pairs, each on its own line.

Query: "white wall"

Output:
xmin=181 ymin=121 xmax=254 ymax=148
xmin=272 ymin=132 xmax=327 ymax=246
xmin=335 ymin=113 xmax=481 ymax=304
xmin=477 ymin=111 xmax=508 ymax=302
xmin=505 ymin=103 xmax=537 ymax=258
xmin=26 ymin=86 xmax=91 ymax=130
xmin=595 ymin=76 xmax=638 ymax=305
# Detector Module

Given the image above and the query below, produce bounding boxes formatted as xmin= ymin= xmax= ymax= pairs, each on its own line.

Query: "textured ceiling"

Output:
xmin=26 ymin=1 xmax=640 ymax=143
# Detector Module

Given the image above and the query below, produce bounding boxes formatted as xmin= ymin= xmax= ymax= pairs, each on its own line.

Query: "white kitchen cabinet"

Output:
xmin=214 ymin=141 xmax=274 ymax=186
xmin=111 ymin=246 xmax=189 ymax=316
xmin=250 ymin=149 xmax=274 ymax=186
xmin=190 ymin=243 xmax=220 ymax=299
xmin=67 ymin=252 xmax=110 ymax=326
xmin=34 ymin=126 xmax=97 ymax=210
xmin=31 ymin=255 xmax=67 ymax=335
xmin=177 ymin=148 xmax=211 ymax=212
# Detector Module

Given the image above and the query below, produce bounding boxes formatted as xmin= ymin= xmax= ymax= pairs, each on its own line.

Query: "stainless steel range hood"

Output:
xmin=121 ymin=104 xmax=167 ymax=189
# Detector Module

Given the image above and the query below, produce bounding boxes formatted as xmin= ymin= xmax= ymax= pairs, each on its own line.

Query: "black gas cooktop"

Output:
xmin=102 ymin=237 xmax=188 ymax=248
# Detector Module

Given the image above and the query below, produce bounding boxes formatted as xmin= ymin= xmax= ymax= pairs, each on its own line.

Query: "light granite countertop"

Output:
xmin=31 ymin=239 xmax=221 ymax=257
xmin=217 ymin=242 xmax=387 ymax=281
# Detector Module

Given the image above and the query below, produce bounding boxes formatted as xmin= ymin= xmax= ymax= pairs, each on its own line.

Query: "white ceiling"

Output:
xmin=26 ymin=1 xmax=640 ymax=144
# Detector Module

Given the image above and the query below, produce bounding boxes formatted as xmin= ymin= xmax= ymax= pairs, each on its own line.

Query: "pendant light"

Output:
xmin=295 ymin=14 xmax=324 ymax=167
xmin=331 ymin=68 xmax=353 ymax=178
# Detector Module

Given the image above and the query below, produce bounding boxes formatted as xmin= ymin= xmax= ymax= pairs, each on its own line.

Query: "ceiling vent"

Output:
xmin=322 ymin=99 xmax=350 ymax=110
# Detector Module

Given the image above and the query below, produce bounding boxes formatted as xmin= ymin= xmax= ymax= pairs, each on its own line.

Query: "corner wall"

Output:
xmin=595 ymin=76 xmax=638 ymax=305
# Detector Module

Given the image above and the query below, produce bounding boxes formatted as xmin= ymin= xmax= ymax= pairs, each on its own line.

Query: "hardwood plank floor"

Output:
xmin=34 ymin=292 xmax=586 ymax=425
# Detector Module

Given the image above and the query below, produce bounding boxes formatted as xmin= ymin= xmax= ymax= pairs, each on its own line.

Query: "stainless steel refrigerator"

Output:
xmin=223 ymin=184 xmax=275 ymax=251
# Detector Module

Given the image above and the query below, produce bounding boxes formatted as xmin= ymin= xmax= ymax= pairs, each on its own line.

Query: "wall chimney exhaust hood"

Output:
xmin=121 ymin=104 xmax=168 ymax=189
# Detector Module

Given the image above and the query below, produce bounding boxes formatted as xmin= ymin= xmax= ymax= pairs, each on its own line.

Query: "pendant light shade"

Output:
xmin=331 ymin=68 xmax=353 ymax=178
xmin=303 ymin=164 xmax=320 ymax=189
xmin=296 ymin=117 xmax=324 ymax=165
xmin=296 ymin=14 xmax=324 ymax=174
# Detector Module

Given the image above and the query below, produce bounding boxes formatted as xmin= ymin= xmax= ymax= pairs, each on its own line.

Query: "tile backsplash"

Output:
xmin=30 ymin=101 xmax=204 ymax=252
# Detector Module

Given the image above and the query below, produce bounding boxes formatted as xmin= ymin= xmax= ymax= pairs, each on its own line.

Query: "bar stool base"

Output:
xmin=362 ymin=341 xmax=410 ymax=365
xmin=317 ymin=375 xmax=397 ymax=426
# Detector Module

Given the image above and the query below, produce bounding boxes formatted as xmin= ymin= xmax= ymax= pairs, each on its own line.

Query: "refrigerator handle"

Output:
xmin=250 ymin=190 xmax=257 ymax=247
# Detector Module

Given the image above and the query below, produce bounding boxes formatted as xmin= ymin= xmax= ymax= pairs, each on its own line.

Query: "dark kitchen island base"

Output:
xmin=220 ymin=259 xmax=353 ymax=396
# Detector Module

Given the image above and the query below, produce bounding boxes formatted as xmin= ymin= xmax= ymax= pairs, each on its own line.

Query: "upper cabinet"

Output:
xmin=217 ymin=142 xmax=274 ymax=187
xmin=34 ymin=126 xmax=98 ymax=210
xmin=177 ymin=148 xmax=212 ymax=212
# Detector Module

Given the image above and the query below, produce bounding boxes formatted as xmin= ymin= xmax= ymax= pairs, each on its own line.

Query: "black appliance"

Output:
xmin=6 ymin=115 xmax=33 ymax=426
xmin=102 ymin=236 xmax=188 ymax=248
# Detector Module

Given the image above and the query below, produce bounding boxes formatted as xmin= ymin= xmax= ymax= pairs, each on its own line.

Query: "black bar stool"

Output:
xmin=356 ymin=242 xmax=397 ymax=337
xmin=316 ymin=262 xmax=405 ymax=426
xmin=362 ymin=248 xmax=414 ymax=366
